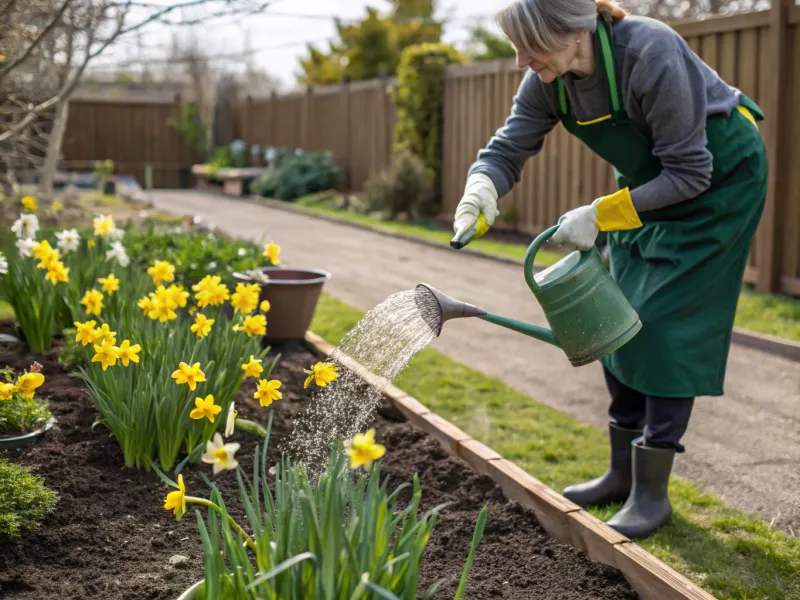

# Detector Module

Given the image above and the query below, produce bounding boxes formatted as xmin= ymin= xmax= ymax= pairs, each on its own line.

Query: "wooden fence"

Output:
xmin=63 ymin=98 xmax=201 ymax=189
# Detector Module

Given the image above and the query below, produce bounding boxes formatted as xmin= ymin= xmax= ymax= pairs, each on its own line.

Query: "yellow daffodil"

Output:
xmin=137 ymin=296 xmax=153 ymax=315
xmin=167 ymin=284 xmax=189 ymax=308
xmin=163 ymin=473 xmax=187 ymax=519
xmin=260 ymin=300 xmax=271 ymax=313
xmin=15 ymin=372 xmax=45 ymax=399
xmin=21 ymin=195 xmax=38 ymax=212
xmin=303 ymin=362 xmax=339 ymax=389
xmin=254 ymin=379 xmax=282 ymax=407
xmin=33 ymin=239 xmax=56 ymax=263
xmin=45 ymin=261 xmax=69 ymax=284
xmin=147 ymin=260 xmax=175 ymax=287
xmin=91 ymin=341 xmax=120 ymax=371
xmin=146 ymin=287 xmax=178 ymax=322
xmin=98 ymin=274 xmax=120 ymax=294
xmin=190 ymin=394 xmax=222 ymax=423
xmin=190 ymin=313 xmax=214 ymax=338
xmin=51 ymin=200 xmax=63 ymax=213
xmin=188 ymin=307 xmax=197 ymax=316
xmin=344 ymin=429 xmax=386 ymax=471
xmin=88 ymin=239 xmax=96 ymax=248
xmin=240 ymin=314 xmax=266 ymax=337
xmin=93 ymin=323 xmax=117 ymax=346
xmin=93 ymin=215 xmax=116 ymax=237
xmin=172 ymin=362 xmax=206 ymax=391
xmin=241 ymin=355 xmax=263 ymax=378
xmin=0 ymin=382 xmax=16 ymax=400
xmin=81 ymin=289 xmax=104 ymax=316
xmin=74 ymin=320 xmax=98 ymax=346
xmin=193 ymin=275 xmax=230 ymax=308
xmin=230 ymin=282 xmax=261 ymax=315
xmin=117 ymin=340 xmax=141 ymax=367
xmin=201 ymin=433 xmax=240 ymax=474
xmin=263 ymin=242 xmax=280 ymax=265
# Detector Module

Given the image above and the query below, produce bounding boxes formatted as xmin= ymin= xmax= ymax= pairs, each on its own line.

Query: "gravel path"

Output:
xmin=150 ymin=190 xmax=800 ymax=532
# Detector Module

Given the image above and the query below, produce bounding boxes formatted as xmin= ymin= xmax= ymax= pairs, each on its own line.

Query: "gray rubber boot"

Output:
xmin=562 ymin=424 xmax=642 ymax=507
xmin=605 ymin=440 xmax=675 ymax=539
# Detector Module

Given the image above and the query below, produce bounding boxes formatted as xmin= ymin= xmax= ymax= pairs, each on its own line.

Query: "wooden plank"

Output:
xmin=670 ymin=10 xmax=770 ymax=36
xmin=456 ymin=439 xmax=502 ymax=475
xmin=418 ymin=413 xmax=471 ymax=455
xmin=781 ymin=23 xmax=800 ymax=281
xmin=700 ymin=33 xmax=720 ymax=72
xmin=782 ymin=275 xmax=800 ymax=296
xmin=718 ymin=31 xmax=738 ymax=84
xmin=567 ymin=510 xmax=628 ymax=568
xmin=614 ymin=543 xmax=717 ymax=600
xmin=391 ymin=394 xmax=432 ymax=421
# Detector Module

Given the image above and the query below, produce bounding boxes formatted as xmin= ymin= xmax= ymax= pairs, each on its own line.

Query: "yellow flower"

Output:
xmin=51 ymin=201 xmax=63 ymax=213
xmin=188 ymin=307 xmax=197 ymax=316
xmin=146 ymin=287 xmax=178 ymax=322
xmin=241 ymin=356 xmax=263 ymax=378
xmin=21 ymin=195 xmax=38 ymax=212
xmin=190 ymin=313 xmax=214 ymax=338
xmin=260 ymin=300 xmax=271 ymax=313
xmin=91 ymin=341 xmax=120 ymax=371
xmin=88 ymin=239 xmax=96 ymax=248
xmin=193 ymin=275 xmax=229 ymax=308
xmin=33 ymin=239 xmax=55 ymax=262
xmin=254 ymin=379 xmax=282 ymax=407
xmin=81 ymin=289 xmax=104 ymax=316
xmin=147 ymin=260 xmax=175 ymax=287
xmin=74 ymin=320 xmax=98 ymax=346
xmin=137 ymin=296 xmax=153 ymax=315
xmin=0 ymin=382 xmax=16 ymax=400
xmin=303 ymin=362 xmax=339 ymax=389
xmin=240 ymin=314 xmax=266 ymax=337
xmin=93 ymin=323 xmax=116 ymax=346
xmin=263 ymin=242 xmax=280 ymax=265
xmin=45 ymin=261 xmax=69 ymax=284
xmin=190 ymin=394 xmax=222 ymax=423
xmin=98 ymin=274 xmax=119 ymax=294
xmin=15 ymin=372 xmax=45 ymax=399
xmin=93 ymin=215 xmax=116 ymax=237
xmin=230 ymin=283 xmax=260 ymax=315
xmin=172 ymin=362 xmax=206 ymax=391
xmin=117 ymin=340 xmax=141 ymax=367
xmin=163 ymin=474 xmax=187 ymax=519
xmin=167 ymin=284 xmax=189 ymax=308
xmin=344 ymin=429 xmax=386 ymax=471
xmin=201 ymin=432 xmax=240 ymax=474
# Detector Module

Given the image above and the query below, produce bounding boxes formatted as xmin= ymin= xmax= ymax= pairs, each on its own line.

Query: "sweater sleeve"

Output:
xmin=467 ymin=71 xmax=559 ymax=198
xmin=626 ymin=43 xmax=714 ymax=211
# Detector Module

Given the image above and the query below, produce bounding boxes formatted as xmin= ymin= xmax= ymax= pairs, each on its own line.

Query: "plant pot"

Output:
xmin=234 ymin=267 xmax=331 ymax=342
xmin=0 ymin=416 xmax=56 ymax=451
xmin=176 ymin=580 xmax=203 ymax=600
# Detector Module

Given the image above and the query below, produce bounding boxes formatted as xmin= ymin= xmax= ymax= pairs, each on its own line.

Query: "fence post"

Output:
xmin=342 ymin=75 xmax=352 ymax=190
xmin=270 ymin=90 xmax=278 ymax=147
xmin=381 ymin=68 xmax=392 ymax=171
xmin=303 ymin=85 xmax=313 ymax=150
xmin=758 ymin=0 xmax=790 ymax=293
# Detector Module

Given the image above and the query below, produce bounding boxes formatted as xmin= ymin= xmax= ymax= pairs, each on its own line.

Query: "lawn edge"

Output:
xmin=303 ymin=329 xmax=718 ymax=600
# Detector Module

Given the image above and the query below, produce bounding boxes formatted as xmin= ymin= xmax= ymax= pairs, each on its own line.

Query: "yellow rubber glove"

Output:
xmin=594 ymin=188 xmax=642 ymax=231
xmin=551 ymin=188 xmax=642 ymax=251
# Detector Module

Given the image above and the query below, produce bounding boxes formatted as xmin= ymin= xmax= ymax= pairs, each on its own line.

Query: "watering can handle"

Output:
xmin=524 ymin=225 xmax=560 ymax=294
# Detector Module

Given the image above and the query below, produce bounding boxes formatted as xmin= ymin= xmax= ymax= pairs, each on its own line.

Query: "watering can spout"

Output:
xmin=415 ymin=283 xmax=487 ymax=336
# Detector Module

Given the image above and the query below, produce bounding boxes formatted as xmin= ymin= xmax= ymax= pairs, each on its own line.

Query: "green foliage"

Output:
xmin=0 ymin=458 xmax=58 ymax=539
xmin=390 ymin=42 xmax=465 ymax=215
xmin=168 ymin=103 xmax=208 ymax=154
xmin=203 ymin=146 xmax=235 ymax=182
xmin=0 ymin=368 xmax=52 ymax=435
xmin=364 ymin=149 xmax=434 ymax=219
xmin=251 ymin=151 xmax=340 ymax=202
xmin=468 ymin=26 xmax=516 ymax=61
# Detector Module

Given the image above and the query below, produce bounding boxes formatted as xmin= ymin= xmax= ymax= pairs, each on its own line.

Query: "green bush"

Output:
xmin=0 ymin=394 xmax=52 ymax=435
xmin=364 ymin=149 xmax=434 ymax=219
xmin=0 ymin=458 xmax=58 ymax=539
xmin=252 ymin=150 xmax=340 ymax=201
xmin=389 ymin=42 xmax=465 ymax=216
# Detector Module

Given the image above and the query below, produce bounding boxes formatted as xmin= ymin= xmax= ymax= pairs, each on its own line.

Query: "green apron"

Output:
xmin=555 ymin=18 xmax=769 ymax=398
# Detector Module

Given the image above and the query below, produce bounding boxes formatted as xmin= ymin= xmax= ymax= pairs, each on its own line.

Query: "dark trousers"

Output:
xmin=603 ymin=367 xmax=694 ymax=453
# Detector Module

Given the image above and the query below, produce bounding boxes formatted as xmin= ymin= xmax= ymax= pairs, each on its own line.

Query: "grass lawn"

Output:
xmin=735 ymin=286 xmax=800 ymax=342
xmin=311 ymin=292 xmax=800 ymax=600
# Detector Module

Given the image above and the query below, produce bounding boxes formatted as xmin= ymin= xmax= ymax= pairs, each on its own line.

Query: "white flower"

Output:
xmin=0 ymin=252 xmax=7 ymax=275
xmin=55 ymin=229 xmax=80 ymax=253
xmin=237 ymin=248 xmax=247 ymax=257
xmin=16 ymin=237 xmax=37 ymax=258
xmin=207 ymin=261 xmax=217 ymax=270
xmin=108 ymin=228 xmax=125 ymax=242
xmin=224 ymin=402 xmax=237 ymax=438
xmin=106 ymin=241 xmax=130 ymax=267
xmin=11 ymin=214 xmax=39 ymax=240
xmin=201 ymin=433 xmax=240 ymax=474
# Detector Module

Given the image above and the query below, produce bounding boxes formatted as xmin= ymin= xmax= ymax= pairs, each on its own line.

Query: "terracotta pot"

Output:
xmin=234 ymin=267 xmax=331 ymax=342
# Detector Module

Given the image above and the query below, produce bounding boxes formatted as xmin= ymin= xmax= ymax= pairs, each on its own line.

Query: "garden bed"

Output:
xmin=0 ymin=326 xmax=638 ymax=600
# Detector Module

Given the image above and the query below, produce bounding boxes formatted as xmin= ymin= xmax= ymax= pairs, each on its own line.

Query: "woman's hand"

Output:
xmin=452 ymin=174 xmax=499 ymax=248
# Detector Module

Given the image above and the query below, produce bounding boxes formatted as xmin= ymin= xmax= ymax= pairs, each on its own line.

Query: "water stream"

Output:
xmin=285 ymin=287 xmax=441 ymax=476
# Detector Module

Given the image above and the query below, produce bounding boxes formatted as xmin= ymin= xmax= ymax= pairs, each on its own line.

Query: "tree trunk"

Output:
xmin=40 ymin=99 xmax=70 ymax=199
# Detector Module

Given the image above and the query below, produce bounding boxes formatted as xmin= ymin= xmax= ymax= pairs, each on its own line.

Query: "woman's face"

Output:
xmin=513 ymin=36 xmax=579 ymax=83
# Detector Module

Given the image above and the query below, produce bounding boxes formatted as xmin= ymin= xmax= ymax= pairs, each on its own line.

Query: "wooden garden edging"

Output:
xmin=303 ymin=330 xmax=717 ymax=600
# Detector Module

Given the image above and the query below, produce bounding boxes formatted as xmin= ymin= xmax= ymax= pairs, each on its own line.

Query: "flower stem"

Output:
xmin=185 ymin=496 xmax=256 ymax=550
xmin=234 ymin=417 xmax=267 ymax=438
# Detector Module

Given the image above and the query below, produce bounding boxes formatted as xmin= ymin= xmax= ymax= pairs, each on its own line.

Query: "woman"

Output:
xmin=452 ymin=0 xmax=767 ymax=539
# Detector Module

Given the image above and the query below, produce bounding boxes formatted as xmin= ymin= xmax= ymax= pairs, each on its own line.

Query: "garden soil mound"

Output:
xmin=0 ymin=334 xmax=637 ymax=600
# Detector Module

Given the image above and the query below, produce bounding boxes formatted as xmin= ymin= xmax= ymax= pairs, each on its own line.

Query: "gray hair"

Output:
xmin=495 ymin=0 xmax=599 ymax=54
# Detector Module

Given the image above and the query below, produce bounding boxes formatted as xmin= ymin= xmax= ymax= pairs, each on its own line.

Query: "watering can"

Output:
xmin=415 ymin=225 xmax=642 ymax=367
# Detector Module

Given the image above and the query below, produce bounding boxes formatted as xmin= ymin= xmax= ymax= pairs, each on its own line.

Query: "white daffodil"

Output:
xmin=201 ymin=432 xmax=240 ymax=474
xmin=237 ymin=248 xmax=247 ymax=257
xmin=224 ymin=402 xmax=237 ymax=438
xmin=55 ymin=229 xmax=80 ymax=253
xmin=106 ymin=241 xmax=130 ymax=267
xmin=11 ymin=214 xmax=39 ymax=240
xmin=108 ymin=227 xmax=125 ymax=242
xmin=0 ymin=251 xmax=7 ymax=275
xmin=16 ymin=237 xmax=37 ymax=258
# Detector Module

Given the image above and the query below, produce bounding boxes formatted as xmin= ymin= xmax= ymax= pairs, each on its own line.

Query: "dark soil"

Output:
xmin=0 ymin=330 xmax=638 ymax=600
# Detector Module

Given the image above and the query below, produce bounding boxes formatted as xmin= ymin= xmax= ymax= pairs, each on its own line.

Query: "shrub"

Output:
xmin=364 ymin=149 xmax=434 ymax=219
xmin=389 ymin=42 xmax=465 ymax=216
xmin=0 ymin=458 xmax=59 ymax=539
xmin=252 ymin=151 xmax=340 ymax=202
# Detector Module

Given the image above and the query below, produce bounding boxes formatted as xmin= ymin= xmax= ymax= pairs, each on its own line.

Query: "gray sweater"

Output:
xmin=468 ymin=15 xmax=743 ymax=212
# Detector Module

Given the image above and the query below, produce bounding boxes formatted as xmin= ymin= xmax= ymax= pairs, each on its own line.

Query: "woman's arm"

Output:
xmin=467 ymin=70 xmax=560 ymax=198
